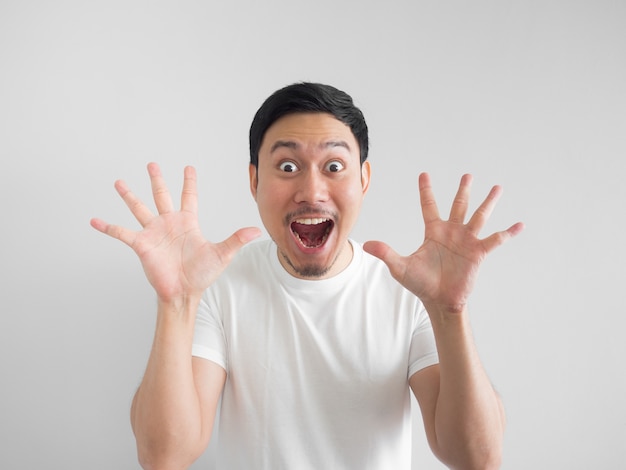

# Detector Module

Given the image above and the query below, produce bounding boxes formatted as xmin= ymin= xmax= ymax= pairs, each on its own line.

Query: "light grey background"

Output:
xmin=1 ymin=1 xmax=624 ymax=468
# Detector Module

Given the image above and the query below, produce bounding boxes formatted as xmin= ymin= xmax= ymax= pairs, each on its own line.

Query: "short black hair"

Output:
xmin=249 ymin=82 xmax=369 ymax=167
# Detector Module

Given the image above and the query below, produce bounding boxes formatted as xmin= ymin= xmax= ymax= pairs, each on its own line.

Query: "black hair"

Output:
xmin=249 ymin=82 xmax=369 ymax=166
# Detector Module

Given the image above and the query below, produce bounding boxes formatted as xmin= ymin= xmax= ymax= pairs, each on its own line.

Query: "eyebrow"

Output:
xmin=269 ymin=140 xmax=351 ymax=154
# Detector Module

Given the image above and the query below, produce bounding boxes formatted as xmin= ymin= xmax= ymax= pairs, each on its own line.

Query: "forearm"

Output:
xmin=131 ymin=297 xmax=206 ymax=469
xmin=427 ymin=305 xmax=505 ymax=470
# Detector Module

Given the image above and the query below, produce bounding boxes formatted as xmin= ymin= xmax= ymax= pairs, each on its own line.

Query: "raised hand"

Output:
xmin=91 ymin=163 xmax=261 ymax=302
xmin=364 ymin=173 xmax=523 ymax=314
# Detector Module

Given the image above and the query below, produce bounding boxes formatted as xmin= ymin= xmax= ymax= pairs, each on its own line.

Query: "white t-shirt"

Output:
xmin=192 ymin=239 xmax=439 ymax=469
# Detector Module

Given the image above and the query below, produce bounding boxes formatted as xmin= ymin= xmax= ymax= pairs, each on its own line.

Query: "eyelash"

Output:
xmin=279 ymin=161 xmax=298 ymax=172
xmin=326 ymin=161 xmax=344 ymax=172
xmin=277 ymin=160 xmax=345 ymax=173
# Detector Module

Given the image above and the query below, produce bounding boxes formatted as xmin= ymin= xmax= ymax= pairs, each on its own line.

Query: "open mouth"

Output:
xmin=290 ymin=218 xmax=334 ymax=249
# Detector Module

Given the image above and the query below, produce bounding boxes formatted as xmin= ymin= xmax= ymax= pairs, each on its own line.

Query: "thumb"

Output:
xmin=217 ymin=226 xmax=262 ymax=263
xmin=363 ymin=240 xmax=405 ymax=280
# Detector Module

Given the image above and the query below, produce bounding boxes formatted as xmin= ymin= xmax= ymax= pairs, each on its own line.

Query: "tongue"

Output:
xmin=292 ymin=221 xmax=331 ymax=247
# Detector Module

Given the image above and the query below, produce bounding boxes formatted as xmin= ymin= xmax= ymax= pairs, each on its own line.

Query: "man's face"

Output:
xmin=250 ymin=112 xmax=371 ymax=279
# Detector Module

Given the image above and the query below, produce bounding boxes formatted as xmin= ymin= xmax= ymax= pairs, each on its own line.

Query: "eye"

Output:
xmin=325 ymin=160 xmax=345 ymax=173
xmin=279 ymin=161 xmax=299 ymax=173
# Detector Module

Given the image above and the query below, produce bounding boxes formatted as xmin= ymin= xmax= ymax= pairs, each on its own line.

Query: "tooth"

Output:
xmin=295 ymin=218 xmax=329 ymax=225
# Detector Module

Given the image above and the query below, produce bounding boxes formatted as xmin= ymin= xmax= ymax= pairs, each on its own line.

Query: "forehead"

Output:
xmin=260 ymin=112 xmax=358 ymax=154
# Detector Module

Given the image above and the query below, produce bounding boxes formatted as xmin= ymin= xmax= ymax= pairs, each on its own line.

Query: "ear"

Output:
xmin=249 ymin=163 xmax=258 ymax=200
xmin=360 ymin=161 xmax=371 ymax=195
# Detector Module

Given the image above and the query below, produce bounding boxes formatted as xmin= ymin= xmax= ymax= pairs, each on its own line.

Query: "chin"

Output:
xmin=292 ymin=262 xmax=332 ymax=278
xmin=278 ymin=248 xmax=334 ymax=278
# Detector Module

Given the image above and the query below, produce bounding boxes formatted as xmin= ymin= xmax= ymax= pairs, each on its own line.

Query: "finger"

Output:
xmin=180 ymin=166 xmax=198 ymax=215
xmin=448 ymin=174 xmax=473 ymax=223
xmin=466 ymin=184 xmax=502 ymax=235
xmin=363 ymin=240 xmax=406 ymax=282
xmin=114 ymin=179 xmax=154 ymax=227
xmin=147 ymin=162 xmax=174 ymax=214
xmin=418 ymin=173 xmax=440 ymax=224
xmin=480 ymin=221 xmax=525 ymax=254
xmin=216 ymin=227 xmax=262 ymax=264
xmin=90 ymin=218 xmax=138 ymax=247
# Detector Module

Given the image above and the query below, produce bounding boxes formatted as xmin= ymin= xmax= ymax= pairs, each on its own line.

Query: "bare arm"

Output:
xmin=364 ymin=173 xmax=522 ymax=469
xmin=91 ymin=163 xmax=260 ymax=469
xmin=409 ymin=315 xmax=506 ymax=469
xmin=129 ymin=299 xmax=226 ymax=469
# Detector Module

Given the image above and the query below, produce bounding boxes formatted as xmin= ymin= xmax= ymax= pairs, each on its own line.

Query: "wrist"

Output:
xmin=156 ymin=294 xmax=202 ymax=328
xmin=422 ymin=301 xmax=472 ymax=335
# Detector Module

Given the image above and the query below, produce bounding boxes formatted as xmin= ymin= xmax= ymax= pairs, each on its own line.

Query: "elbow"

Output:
xmin=433 ymin=436 xmax=503 ymax=470
xmin=468 ymin=447 xmax=502 ymax=470
xmin=136 ymin=444 xmax=199 ymax=470
xmin=136 ymin=446 xmax=174 ymax=470
xmin=131 ymin=404 xmax=207 ymax=469
xmin=451 ymin=445 xmax=503 ymax=470
xmin=463 ymin=437 xmax=504 ymax=470
xmin=137 ymin=451 xmax=161 ymax=470
xmin=441 ymin=454 xmax=502 ymax=470
xmin=445 ymin=405 xmax=506 ymax=469
xmin=133 ymin=435 xmax=206 ymax=470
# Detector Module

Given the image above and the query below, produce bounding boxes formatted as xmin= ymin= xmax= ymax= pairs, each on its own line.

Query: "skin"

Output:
xmin=250 ymin=112 xmax=371 ymax=279
xmin=90 ymin=113 xmax=523 ymax=469
xmin=91 ymin=164 xmax=259 ymax=468
xmin=365 ymin=173 xmax=524 ymax=468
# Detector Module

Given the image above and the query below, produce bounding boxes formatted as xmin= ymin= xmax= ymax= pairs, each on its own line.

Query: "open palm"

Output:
xmin=91 ymin=163 xmax=260 ymax=302
xmin=364 ymin=173 xmax=523 ymax=313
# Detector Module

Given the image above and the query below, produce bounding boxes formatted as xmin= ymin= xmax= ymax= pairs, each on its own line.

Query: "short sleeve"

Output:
xmin=192 ymin=294 xmax=228 ymax=372
xmin=408 ymin=302 xmax=439 ymax=378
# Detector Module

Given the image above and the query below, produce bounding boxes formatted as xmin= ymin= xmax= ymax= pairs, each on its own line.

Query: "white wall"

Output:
xmin=1 ymin=1 xmax=624 ymax=468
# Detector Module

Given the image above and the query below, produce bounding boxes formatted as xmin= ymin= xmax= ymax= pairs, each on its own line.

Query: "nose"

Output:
xmin=295 ymin=169 xmax=329 ymax=204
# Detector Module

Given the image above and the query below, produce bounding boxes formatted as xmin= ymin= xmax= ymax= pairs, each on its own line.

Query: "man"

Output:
xmin=91 ymin=82 xmax=523 ymax=469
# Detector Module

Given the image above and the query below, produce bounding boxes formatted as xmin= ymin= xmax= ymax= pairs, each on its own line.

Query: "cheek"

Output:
xmin=258 ymin=184 xmax=285 ymax=204
xmin=341 ymin=180 xmax=366 ymax=204
xmin=256 ymin=185 xmax=289 ymax=223
xmin=348 ymin=181 xmax=365 ymax=213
